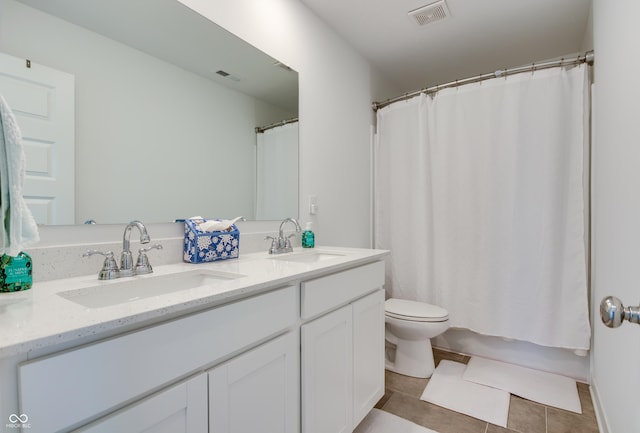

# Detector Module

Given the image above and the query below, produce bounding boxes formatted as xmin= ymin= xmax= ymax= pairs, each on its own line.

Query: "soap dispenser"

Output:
xmin=302 ymin=222 xmax=315 ymax=248
xmin=0 ymin=252 xmax=33 ymax=292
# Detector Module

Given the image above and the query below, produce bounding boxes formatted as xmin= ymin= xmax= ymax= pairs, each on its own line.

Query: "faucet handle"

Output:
xmin=83 ymin=249 xmax=120 ymax=280
xmin=265 ymin=236 xmax=278 ymax=254
xmin=284 ymin=233 xmax=297 ymax=250
xmin=139 ymin=244 xmax=163 ymax=254
xmin=135 ymin=244 xmax=163 ymax=275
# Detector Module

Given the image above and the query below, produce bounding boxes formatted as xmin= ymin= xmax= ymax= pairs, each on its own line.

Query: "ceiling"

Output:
xmin=300 ymin=0 xmax=592 ymax=96
xmin=17 ymin=0 xmax=299 ymax=113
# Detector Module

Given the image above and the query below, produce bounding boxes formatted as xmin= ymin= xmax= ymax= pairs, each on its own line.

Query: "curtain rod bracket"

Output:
xmin=585 ymin=50 xmax=595 ymax=65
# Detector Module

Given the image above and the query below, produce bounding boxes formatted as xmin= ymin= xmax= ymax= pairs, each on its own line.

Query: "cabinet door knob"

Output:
xmin=600 ymin=296 xmax=640 ymax=328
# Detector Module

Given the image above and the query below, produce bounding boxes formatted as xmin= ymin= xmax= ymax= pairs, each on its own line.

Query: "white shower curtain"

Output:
xmin=375 ymin=65 xmax=591 ymax=350
xmin=255 ymin=122 xmax=298 ymax=220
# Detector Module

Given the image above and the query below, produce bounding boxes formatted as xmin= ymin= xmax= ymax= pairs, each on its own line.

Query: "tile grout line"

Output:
xmin=545 ymin=407 xmax=548 ymax=433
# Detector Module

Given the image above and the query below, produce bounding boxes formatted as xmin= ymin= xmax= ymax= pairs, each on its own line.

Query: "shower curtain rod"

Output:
xmin=255 ymin=117 xmax=299 ymax=133
xmin=372 ymin=50 xmax=594 ymax=112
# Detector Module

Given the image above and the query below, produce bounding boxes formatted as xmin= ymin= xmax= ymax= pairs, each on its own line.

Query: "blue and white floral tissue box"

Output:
xmin=183 ymin=219 xmax=240 ymax=263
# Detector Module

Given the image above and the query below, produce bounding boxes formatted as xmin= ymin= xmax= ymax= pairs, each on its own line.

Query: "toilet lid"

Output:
xmin=385 ymin=298 xmax=449 ymax=322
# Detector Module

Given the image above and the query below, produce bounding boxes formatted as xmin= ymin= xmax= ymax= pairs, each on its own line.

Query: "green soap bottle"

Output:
xmin=302 ymin=222 xmax=315 ymax=248
xmin=0 ymin=252 xmax=33 ymax=292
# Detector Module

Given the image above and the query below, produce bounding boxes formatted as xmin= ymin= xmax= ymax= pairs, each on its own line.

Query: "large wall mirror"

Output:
xmin=0 ymin=0 xmax=299 ymax=225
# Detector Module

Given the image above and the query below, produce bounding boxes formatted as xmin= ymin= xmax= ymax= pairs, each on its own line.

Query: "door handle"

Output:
xmin=600 ymin=296 xmax=640 ymax=328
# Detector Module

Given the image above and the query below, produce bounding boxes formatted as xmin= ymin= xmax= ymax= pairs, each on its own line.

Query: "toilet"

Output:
xmin=385 ymin=298 xmax=450 ymax=378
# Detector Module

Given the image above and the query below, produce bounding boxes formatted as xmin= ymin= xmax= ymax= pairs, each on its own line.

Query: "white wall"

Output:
xmin=590 ymin=1 xmax=640 ymax=432
xmin=0 ymin=0 xmax=293 ymax=224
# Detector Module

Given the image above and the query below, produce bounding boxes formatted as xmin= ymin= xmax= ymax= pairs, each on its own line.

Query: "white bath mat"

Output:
xmin=354 ymin=409 xmax=439 ymax=433
xmin=419 ymin=360 xmax=510 ymax=427
xmin=462 ymin=356 xmax=582 ymax=413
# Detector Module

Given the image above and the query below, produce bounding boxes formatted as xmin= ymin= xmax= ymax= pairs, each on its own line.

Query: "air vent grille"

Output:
xmin=215 ymin=69 xmax=241 ymax=82
xmin=408 ymin=0 xmax=450 ymax=26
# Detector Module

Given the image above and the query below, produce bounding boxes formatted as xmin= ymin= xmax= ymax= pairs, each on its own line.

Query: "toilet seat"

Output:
xmin=385 ymin=298 xmax=449 ymax=322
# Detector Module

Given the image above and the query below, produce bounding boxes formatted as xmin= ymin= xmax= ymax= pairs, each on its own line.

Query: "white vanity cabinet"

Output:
xmin=12 ymin=253 xmax=387 ymax=433
xmin=302 ymin=305 xmax=353 ymax=433
xmin=300 ymin=261 xmax=385 ymax=433
xmin=352 ymin=289 xmax=386 ymax=425
xmin=208 ymin=331 xmax=299 ymax=433
xmin=18 ymin=285 xmax=297 ymax=433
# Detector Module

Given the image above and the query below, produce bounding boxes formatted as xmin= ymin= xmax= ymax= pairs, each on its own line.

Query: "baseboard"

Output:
xmin=589 ymin=376 xmax=609 ymax=433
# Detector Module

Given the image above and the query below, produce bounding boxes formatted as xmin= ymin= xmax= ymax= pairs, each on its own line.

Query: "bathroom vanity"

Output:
xmin=0 ymin=247 xmax=388 ymax=433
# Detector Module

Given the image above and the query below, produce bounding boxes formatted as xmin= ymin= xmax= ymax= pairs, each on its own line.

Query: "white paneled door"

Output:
xmin=0 ymin=52 xmax=74 ymax=225
xmin=352 ymin=290 xmax=385 ymax=427
xmin=75 ymin=374 xmax=208 ymax=433
xmin=302 ymin=306 xmax=353 ymax=433
xmin=209 ymin=332 xmax=299 ymax=433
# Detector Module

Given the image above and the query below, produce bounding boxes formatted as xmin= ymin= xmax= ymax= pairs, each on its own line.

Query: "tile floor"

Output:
xmin=375 ymin=349 xmax=600 ymax=433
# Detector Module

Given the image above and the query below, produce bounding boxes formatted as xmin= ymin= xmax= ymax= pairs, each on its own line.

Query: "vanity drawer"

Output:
xmin=19 ymin=285 xmax=297 ymax=433
xmin=301 ymin=261 xmax=385 ymax=320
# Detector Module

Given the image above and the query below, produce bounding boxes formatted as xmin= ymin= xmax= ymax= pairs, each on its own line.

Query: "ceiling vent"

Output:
xmin=408 ymin=0 xmax=450 ymax=27
xmin=215 ymin=69 xmax=241 ymax=82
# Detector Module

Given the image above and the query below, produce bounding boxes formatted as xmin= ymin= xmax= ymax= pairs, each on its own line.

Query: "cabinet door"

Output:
xmin=74 ymin=374 xmax=207 ymax=433
xmin=209 ymin=332 xmax=299 ymax=433
xmin=301 ymin=306 xmax=353 ymax=433
xmin=352 ymin=289 xmax=385 ymax=426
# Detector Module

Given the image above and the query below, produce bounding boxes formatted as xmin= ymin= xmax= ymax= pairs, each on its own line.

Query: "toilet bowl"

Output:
xmin=385 ymin=298 xmax=450 ymax=378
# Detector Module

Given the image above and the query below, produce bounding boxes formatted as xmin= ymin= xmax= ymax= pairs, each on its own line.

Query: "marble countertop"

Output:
xmin=0 ymin=247 xmax=388 ymax=359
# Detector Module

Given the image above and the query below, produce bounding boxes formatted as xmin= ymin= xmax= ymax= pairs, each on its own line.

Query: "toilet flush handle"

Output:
xmin=600 ymin=296 xmax=640 ymax=328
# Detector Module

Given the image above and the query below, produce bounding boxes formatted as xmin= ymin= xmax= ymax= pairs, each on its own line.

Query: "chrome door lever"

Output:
xmin=600 ymin=296 xmax=640 ymax=328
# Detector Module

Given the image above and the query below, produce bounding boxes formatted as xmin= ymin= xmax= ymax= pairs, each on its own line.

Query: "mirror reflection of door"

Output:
xmin=0 ymin=52 xmax=75 ymax=225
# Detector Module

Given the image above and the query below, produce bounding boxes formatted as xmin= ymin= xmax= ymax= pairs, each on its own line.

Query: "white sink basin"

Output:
xmin=58 ymin=269 xmax=245 ymax=308
xmin=269 ymin=251 xmax=345 ymax=263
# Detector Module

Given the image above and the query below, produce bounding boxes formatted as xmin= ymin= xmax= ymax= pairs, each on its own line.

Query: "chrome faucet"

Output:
xmin=83 ymin=220 xmax=162 ymax=280
xmin=267 ymin=217 xmax=302 ymax=254
xmin=120 ymin=220 xmax=151 ymax=277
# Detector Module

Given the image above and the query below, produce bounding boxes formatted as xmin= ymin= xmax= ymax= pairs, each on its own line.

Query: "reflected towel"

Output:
xmin=0 ymin=94 xmax=39 ymax=255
